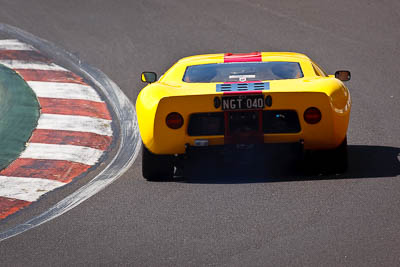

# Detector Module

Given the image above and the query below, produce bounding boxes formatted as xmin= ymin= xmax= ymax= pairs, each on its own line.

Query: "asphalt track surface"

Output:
xmin=0 ymin=0 xmax=400 ymax=265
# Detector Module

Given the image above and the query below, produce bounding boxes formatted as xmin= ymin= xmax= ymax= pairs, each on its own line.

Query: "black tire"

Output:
xmin=142 ymin=144 xmax=174 ymax=181
xmin=329 ymin=137 xmax=348 ymax=173
xmin=302 ymin=137 xmax=348 ymax=174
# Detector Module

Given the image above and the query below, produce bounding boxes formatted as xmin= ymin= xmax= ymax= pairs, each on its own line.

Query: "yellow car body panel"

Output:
xmin=136 ymin=52 xmax=351 ymax=154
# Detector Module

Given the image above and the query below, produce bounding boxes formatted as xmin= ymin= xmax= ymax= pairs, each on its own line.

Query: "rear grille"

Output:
xmin=188 ymin=112 xmax=225 ymax=136
xmin=262 ymin=110 xmax=301 ymax=133
xmin=216 ymin=82 xmax=270 ymax=92
xmin=229 ymin=111 xmax=259 ymax=134
xmin=187 ymin=110 xmax=301 ymax=136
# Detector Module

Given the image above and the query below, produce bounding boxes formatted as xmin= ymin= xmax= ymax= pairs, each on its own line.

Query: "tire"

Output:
xmin=302 ymin=137 xmax=348 ymax=174
xmin=329 ymin=137 xmax=348 ymax=173
xmin=142 ymin=144 xmax=174 ymax=181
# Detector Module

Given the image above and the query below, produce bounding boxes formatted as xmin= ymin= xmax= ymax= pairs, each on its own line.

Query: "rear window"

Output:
xmin=183 ymin=62 xmax=303 ymax=83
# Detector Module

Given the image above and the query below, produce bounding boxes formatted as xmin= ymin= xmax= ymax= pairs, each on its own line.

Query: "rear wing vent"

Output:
xmin=216 ymin=82 xmax=270 ymax=92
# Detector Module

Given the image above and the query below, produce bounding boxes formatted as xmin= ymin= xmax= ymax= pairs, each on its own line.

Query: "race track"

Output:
xmin=0 ymin=0 xmax=400 ymax=265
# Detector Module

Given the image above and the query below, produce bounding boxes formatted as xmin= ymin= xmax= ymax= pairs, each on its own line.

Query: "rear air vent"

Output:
xmin=188 ymin=112 xmax=225 ymax=136
xmin=263 ymin=110 xmax=301 ymax=134
xmin=216 ymin=82 xmax=270 ymax=92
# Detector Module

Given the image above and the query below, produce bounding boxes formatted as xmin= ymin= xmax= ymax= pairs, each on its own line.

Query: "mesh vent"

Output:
xmin=216 ymin=82 xmax=270 ymax=92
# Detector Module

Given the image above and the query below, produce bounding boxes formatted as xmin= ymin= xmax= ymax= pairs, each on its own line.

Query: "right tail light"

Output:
xmin=304 ymin=107 xmax=321 ymax=124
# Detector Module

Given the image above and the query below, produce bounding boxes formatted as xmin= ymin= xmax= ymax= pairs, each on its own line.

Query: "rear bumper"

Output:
xmin=184 ymin=142 xmax=305 ymax=167
xmin=186 ymin=142 xmax=304 ymax=154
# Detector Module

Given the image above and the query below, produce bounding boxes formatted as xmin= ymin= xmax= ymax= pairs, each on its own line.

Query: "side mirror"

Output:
xmin=141 ymin=72 xmax=157 ymax=83
xmin=334 ymin=70 xmax=351 ymax=82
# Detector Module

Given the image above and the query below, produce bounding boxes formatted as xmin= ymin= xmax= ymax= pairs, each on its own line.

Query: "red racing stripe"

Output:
xmin=15 ymin=69 xmax=87 ymax=85
xmin=0 ymin=159 xmax=91 ymax=183
xmin=0 ymin=197 xmax=31 ymax=220
xmin=30 ymin=129 xmax=112 ymax=150
xmin=224 ymin=52 xmax=262 ymax=63
xmin=223 ymin=81 xmax=262 ymax=84
xmin=0 ymin=50 xmax=51 ymax=63
xmin=38 ymin=98 xmax=112 ymax=120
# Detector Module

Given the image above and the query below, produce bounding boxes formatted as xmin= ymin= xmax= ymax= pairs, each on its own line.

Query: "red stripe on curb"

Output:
xmin=30 ymin=129 xmax=112 ymax=150
xmin=15 ymin=69 xmax=88 ymax=84
xmin=0 ymin=159 xmax=91 ymax=183
xmin=0 ymin=197 xmax=31 ymax=220
xmin=0 ymin=50 xmax=51 ymax=63
xmin=38 ymin=98 xmax=112 ymax=120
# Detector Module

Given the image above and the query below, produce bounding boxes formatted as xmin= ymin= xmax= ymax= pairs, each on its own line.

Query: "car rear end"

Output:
xmin=137 ymin=52 xmax=351 ymax=179
xmin=150 ymin=88 xmax=348 ymax=155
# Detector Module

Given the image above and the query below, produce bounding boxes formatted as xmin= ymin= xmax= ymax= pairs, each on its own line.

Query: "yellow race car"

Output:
xmin=136 ymin=52 xmax=351 ymax=180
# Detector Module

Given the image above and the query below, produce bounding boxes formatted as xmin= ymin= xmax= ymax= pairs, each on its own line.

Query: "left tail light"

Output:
xmin=166 ymin=112 xmax=184 ymax=129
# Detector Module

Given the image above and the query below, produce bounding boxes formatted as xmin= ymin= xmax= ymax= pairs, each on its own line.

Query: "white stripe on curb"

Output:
xmin=0 ymin=39 xmax=35 ymax=51
xmin=37 ymin=114 xmax=113 ymax=136
xmin=0 ymin=60 xmax=67 ymax=71
xmin=20 ymin=143 xmax=104 ymax=166
xmin=27 ymin=81 xmax=103 ymax=102
xmin=0 ymin=176 xmax=65 ymax=202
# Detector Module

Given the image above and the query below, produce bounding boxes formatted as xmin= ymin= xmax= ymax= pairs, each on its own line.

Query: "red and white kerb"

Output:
xmin=0 ymin=39 xmax=113 ymax=220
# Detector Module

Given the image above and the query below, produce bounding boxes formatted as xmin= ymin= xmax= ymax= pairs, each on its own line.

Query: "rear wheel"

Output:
xmin=142 ymin=144 xmax=174 ymax=181
xmin=303 ymin=137 xmax=348 ymax=174
xmin=329 ymin=137 xmax=348 ymax=173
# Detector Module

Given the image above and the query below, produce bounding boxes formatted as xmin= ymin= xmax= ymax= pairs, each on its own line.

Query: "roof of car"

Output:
xmin=177 ymin=52 xmax=310 ymax=65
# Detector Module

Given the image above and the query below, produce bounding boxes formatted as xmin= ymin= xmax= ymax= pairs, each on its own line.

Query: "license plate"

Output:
xmin=221 ymin=95 xmax=265 ymax=110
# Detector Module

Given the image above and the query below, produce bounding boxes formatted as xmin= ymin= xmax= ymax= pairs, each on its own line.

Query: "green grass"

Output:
xmin=0 ymin=64 xmax=39 ymax=170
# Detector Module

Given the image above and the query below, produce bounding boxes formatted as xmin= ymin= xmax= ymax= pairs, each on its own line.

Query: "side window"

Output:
xmin=311 ymin=62 xmax=328 ymax=77
xmin=312 ymin=64 xmax=322 ymax=76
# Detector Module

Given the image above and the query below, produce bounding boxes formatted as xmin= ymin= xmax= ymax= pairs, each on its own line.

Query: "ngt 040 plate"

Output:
xmin=221 ymin=95 xmax=264 ymax=110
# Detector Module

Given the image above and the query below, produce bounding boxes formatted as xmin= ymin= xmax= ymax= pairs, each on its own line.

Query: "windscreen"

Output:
xmin=183 ymin=62 xmax=303 ymax=83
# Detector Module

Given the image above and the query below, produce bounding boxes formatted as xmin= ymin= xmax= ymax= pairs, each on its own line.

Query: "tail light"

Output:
xmin=166 ymin=112 xmax=184 ymax=129
xmin=304 ymin=107 xmax=321 ymax=124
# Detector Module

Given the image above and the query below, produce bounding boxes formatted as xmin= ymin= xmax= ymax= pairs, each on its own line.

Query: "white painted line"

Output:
xmin=0 ymin=176 xmax=65 ymax=202
xmin=37 ymin=113 xmax=113 ymax=136
xmin=0 ymin=39 xmax=35 ymax=50
xmin=0 ymin=60 xmax=67 ymax=71
xmin=20 ymin=143 xmax=104 ymax=166
xmin=27 ymin=81 xmax=103 ymax=102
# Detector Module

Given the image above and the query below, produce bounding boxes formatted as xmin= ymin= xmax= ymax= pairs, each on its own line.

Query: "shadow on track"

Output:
xmin=178 ymin=145 xmax=400 ymax=184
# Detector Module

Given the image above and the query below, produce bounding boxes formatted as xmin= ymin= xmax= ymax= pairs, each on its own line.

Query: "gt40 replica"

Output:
xmin=136 ymin=52 xmax=351 ymax=180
